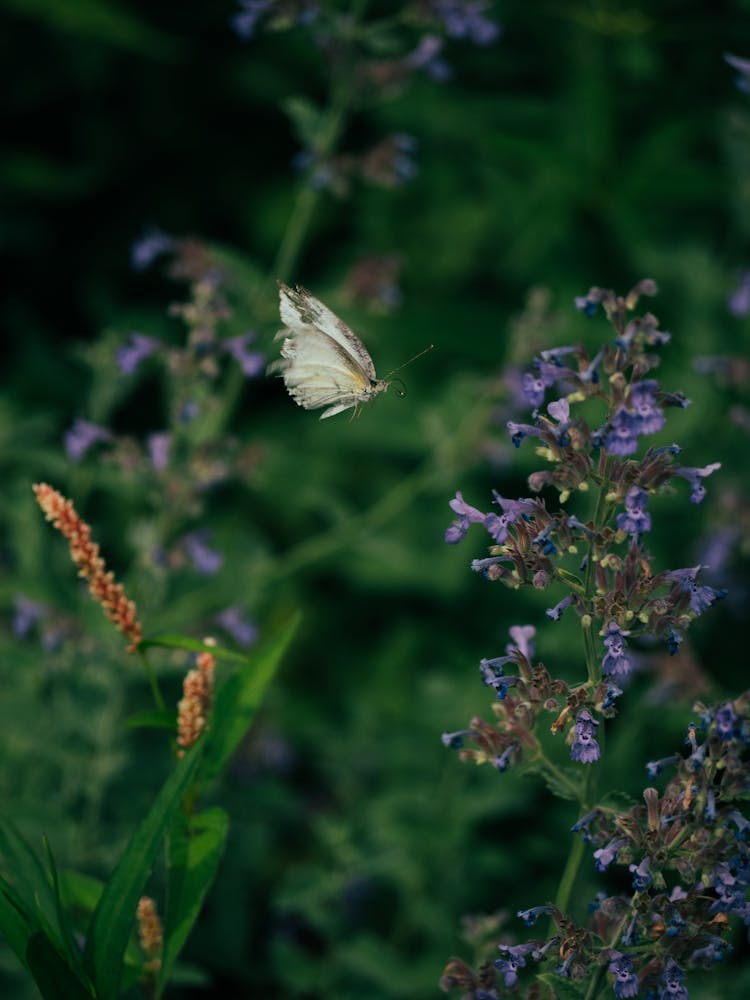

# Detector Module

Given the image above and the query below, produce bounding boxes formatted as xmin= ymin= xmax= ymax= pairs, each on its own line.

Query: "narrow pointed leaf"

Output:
xmin=0 ymin=821 xmax=64 ymax=954
xmin=125 ymin=708 xmax=176 ymax=730
xmin=83 ymin=744 xmax=202 ymax=1000
xmin=42 ymin=836 xmax=88 ymax=980
xmin=157 ymin=806 xmax=229 ymax=993
xmin=0 ymin=875 xmax=38 ymax=966
xmin=26 ymin=931 xmax=93 ymax=1000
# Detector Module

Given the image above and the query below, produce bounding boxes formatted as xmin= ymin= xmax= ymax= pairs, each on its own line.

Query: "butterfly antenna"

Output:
xmin=386 ymin=343 xmax=434 ymax=379
xmin=391 ymin=377 xmax=407 ymax=398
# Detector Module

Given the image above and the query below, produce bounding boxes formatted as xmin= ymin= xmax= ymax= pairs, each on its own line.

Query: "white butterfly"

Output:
xmin=268 ymin=282 xmax=392 ymax=420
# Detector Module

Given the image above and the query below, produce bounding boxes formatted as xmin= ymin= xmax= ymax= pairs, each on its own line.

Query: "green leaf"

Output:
xmin=281 ymin=96 xmax=322 ymax=149
xmin=157 ymin=807 xmax=229 ymax=993
xmin=0 ymin=875 xmax=37 ymax=967
xmin=125 ymin=708 xmax=176 ymax=730
xmin=140 ymin=633 xmax=248 ymax=664
xmin=42 ymin=836 xmax=88 ymax=981
xmin=0 ymin=821 xmax=63 ymax=955
xmin=83 ymin=744 xmax=203 ymax=1000
xmin=26 ymin=931 xmax=93 ymax=1000
xmin=537 ymin=972 xmax=588 ymax=999
xmin=200 ymin=612 xmax=301 ymax=786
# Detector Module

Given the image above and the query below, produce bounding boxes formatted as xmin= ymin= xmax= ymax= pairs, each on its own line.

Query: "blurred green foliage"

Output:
xmin=3 ymin=1 xmax=750 ymax=997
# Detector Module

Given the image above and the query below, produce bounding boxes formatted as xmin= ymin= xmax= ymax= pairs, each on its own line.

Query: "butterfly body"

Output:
xmin=269 ymin=282 xmax=390 ymax=419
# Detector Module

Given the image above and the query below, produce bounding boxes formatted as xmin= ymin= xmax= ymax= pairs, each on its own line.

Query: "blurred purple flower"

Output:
xmin=725 ymin=52 xmax=750 ymax=92
xmin=230 ymin=0 xmax=270 ymax=39
xmin=13 ymin=594 xmax=48 ymax=638
xmin=433 ymin=0 xmax=502 ymax=45
xmin=727 ymin=270 xmax=750 ymax=316
xmin=222 ymin=332 xmax=264 ymax=377
xmin=403 ymin=34 xmax=452 ymax=81
xmin=117 ymin=333 xmax=158 ymax=375
xmin=215 ymin=606 xmax=258 ymax=647
xmin=131 ymin=227 xmax=174 ymax=270
xmin=184 ymin=530 xmax=223 ymax=575
xmin=64 ymin=419 xmax=112 ymax=462
xmin=147 ymin=431 xmax=171 ymax=471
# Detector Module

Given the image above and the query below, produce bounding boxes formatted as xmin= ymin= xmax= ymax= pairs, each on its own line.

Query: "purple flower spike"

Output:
xmin=64 ymin=419 xmax=112 ymax=462
xmin=604 ymin=406 xmax=640 ymax=456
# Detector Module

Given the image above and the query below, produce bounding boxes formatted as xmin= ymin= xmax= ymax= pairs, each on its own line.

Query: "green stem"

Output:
xmin=139 ymin=648 xmax=165 ymax=712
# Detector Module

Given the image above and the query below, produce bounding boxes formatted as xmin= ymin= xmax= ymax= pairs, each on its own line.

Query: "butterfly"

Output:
xmin=268 ymin=281 xmax=393 ymax=420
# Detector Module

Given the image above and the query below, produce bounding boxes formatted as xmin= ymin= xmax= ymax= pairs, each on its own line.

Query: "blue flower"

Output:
xmin=725 ymin=52 xmax=750 ymax=93
xmin=571 ymin=709 xmax=601 ymax=764
xmin=506 ymin=419 xmax=542 ymax=447
xmin=605 ymin=406 xmax=640 ymax=456
xmin=131 ymin=227 xmax=174 ymax=270
xmin=629 ymin=856 xmax=652 ymax=892
xmin=546 ymin=593 xmax=575 ymax=621
xmin=116 ymin=332 xmax=158 ymax=375
xmin=441 ymin=730 xmax=470 ymax=749
xmin=12 ymin=594 xmax=48 ymax=638
xmin=659 ymin=957 xmax=687 ymax=1000
xmin=666 ymin=565 xmax=727 ymax=615
xmin=517 ymin=904 xmax=555 ymax=926
xmin=714 ymin=702 xmax=740 ymax=741
xmin=645 ymin=755 xmax=679 ymax=780
xmin=494 ymin=744 xmax=517 ymax=770
xmin=506 ymin=624 xmax=535 ymax=661
xmin=494 ymin=943 xmax=534 ymax=987
xmin=64 ymin=419 xmax=112 ymax=462
xmin=630 ymin=380 xmax=665 ymax=435
xmin=445 ymin=491 xmax=486 ymax=543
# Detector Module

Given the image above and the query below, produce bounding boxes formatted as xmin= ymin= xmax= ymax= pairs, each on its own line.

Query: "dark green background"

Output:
xmin=2 ymin=1 xmax=750 ymax=997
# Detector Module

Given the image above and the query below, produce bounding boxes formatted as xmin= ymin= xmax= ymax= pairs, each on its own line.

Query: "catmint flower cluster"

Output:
xmin=439 ymin=283 xmax=745 ymax=998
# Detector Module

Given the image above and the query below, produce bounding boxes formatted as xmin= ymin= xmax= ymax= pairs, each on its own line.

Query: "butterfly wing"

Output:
xmin=277 ymin=282 xmax=378 ymax=380
xmin=270 ymin=283 xmax=386 ymax=419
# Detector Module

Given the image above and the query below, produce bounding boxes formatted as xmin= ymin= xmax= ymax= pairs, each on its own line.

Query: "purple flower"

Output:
xmin=605 ymin=406 xmax=640 ymax=456
xmin=441 ymin=729 xmax=470 ymax=749
xmin=222 ymin=331 xmax=264 ymax=377
xmin=445 ymin=491 xmax=487 ymax=543
xmin=487 ymin=493 xmax=537 ymax=544
xmin=571 ymin=709 xmax=601 ymax=763
xmin=629 ymin=856 xmax=652 ymax=892
xmin=666 ymin=565 xmax=727 ymax=615
xmin=403 ymin=34 xmax=452 ymax=81
xmin=215 ymin=605 xmax=258 ymax=647
xmin=433 ymin=0 xmax=501 ymax=45
xmin=230 ymin=0 xmax=271 ymax=39
xmin=184 ymin=530 xmax=223 ymax=575
xmin=494 ymin=744 xmax=517 ymax=770
xmin=131 ymin=227 xmax=174 ymax=270
xmin=494 ymin=943 xmax=534 ymax=988
xmin=116 ymin=333 xmax=158 ymax=375
xmin=13 ymin=594 xmax=48 ymax=638
xmin=616 ymin=486 xmax=651 ymax=535
xmin=517 ymin=904 xmax=555 ymax=926
xmin=659 ymin=957 xmax=687 ymax=1000
xmin=594 ymin=836 xmax=626 ymax=871
xmin=672 ymin=462 xmax=720 ymax=503
xmin=601 ymin=622 xmax=632 ymax=678
xmin=506 ymin=624 xmax=535 ymax=661
xmin=546 ymin=593 xmax=575 ymax=621
xmin=728 ymin=270 xmax=750 ymax=316
xmin=608 ymin=953 xmax=639 ymax=999
xmin=714 ymin=702 xmax=740 ymax=740
xmin=521 ymin=363 xmax=558 ymax=407
xmin=64 ymin=419 xmax=112 ymax=462
xmin=645 ymin=755 xmax=679 ymax=780
xmin=726 ymin=52 xmax=750 ymax=92
xmin=507 ymin=419 xmax=542 ymax=448
xmin=630 ymin=381 xmax=665 ymax=434
xmin=146 ymin=431 xmax=171 ymax=471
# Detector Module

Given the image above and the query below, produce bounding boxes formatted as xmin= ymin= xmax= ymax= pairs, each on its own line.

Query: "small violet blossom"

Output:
xmin=571 ymin=709 xmax=600 ymax=764
xmin=601 ymin=622 xmax=632 ymax=678
xmin=215 ymin=605 xmax=258 ymax=647
xmin=64 ymin=419 xmax=112 ymax=462
xmin=221 ymin=331 xmax=264 ymax=377
xmin=616 ymin=486 xmax=651 ymax=535
xmin=146 ymin=431 xmax=171 ymax=471
xmin=608 ymin=952 xmax=639 ymax=999
xmin=672 ymin=462 xmax=721 ymax=503
xmin=116 ymin=333 xmax=158 ymax=375
xmin=131 ymin=227 xmax=174 ymax=270
xmin=184 ymin=530 xmax=223 ymax=575
xmin=666 ymin=566 xmax=728 ymax=615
